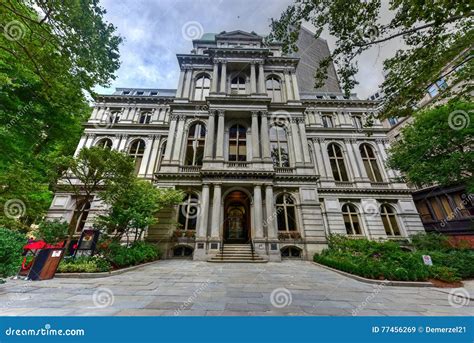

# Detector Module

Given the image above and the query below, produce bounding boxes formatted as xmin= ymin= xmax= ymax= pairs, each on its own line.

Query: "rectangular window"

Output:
xmin=427 ymin=84 xmax=439 ymax=98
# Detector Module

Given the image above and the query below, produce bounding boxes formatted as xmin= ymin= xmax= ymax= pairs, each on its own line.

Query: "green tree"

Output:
xmin=56 ymin=147 xmax=135 ymax=245
xmin=0 ymin=0 xmax=122 ymax=227
xmin=95 ymin=180 xmax=184 ymax=243
xmin=387 ymin=101 xmax=474 ymax=191
xmin=267 ymin=0 xmax=472 ymax=118
xmin=35 ymin=219 xmax=69 ymax=245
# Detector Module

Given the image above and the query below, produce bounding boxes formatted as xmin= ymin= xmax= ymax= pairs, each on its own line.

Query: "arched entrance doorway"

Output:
xmin=224 ymin=190 xmax=251 ymax=243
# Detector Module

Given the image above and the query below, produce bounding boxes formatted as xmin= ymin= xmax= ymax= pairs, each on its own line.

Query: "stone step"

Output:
xmin=208 ymin=259 xmax=268 ymax=263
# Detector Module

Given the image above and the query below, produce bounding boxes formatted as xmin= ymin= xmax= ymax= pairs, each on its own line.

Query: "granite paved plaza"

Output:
xmin=0 ymin=260 xmax=472 ymax=316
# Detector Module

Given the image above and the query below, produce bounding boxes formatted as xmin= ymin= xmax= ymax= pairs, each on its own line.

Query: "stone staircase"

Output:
xmin=208 ymin=244 xmax=267 ymax=263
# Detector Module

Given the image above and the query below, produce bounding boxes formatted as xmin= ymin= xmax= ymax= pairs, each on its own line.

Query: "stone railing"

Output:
xmin=274 ymin=167 xmax=295 ymax=174
xmin=226 ymin=161 xmax=250 ymax=168
xmin=179 ymin=166 xmax=202 ymax=173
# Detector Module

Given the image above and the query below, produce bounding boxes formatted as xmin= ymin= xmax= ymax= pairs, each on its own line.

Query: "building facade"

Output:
xmin=48 ymin=30 xmax=425 ymax=261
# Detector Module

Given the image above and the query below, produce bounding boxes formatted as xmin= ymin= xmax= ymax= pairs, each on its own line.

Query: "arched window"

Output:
xmin=185 ymin=123 xmax=206 ymax=166
xmin=276 ymin=194 xmax=297 ymax=232
xmin=129 ymin=139 xmax=146 ymax=175
xmin=360 ymin=144 xmax=383 ymax=182
xmin=266 ymin=77 xmax=282 ymax=102
xmin=96 ymin=138 xmax=113 ymax=149
xmin=178 ymin=194 xmax=199 ymax=231
xmin=194 ymin=75 xmax=210 ymax=100
xmin=229 ymin=124 xmax=247 ymax=161
xmin=380 ymin=204 xmax=401 ymax=236
xmin=173 ymin=246 xmax=194 ymax=257
xmin=139 ymin=112 xmax=152 ymax=124
xmin=281 ymin=246 xmax=302 ymax=258
xmin=352 ymin=115 xmax=363 ymax=129
xmin=327 ymin=143 xmax=349 ymax=181
xmin=322 ymin=115 xmax=334 ymax=128
xmin=342 ymin=203 xmax=362 ymax=235
xmin=269 ymin=125 xmax=289 ymax=167
xmin=231 ymin=76 xmax=246 ymax=95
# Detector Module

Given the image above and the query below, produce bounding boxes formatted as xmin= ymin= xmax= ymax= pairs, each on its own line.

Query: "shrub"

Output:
xmin=102 ymin=241 xmax=161 ymax=268
xmin=57 ymin=256 xmax=111 ymax=273
xmin=428 ymin=265 xmax=461 ymax=283
xmin=35 ymin=219 xmax=69 ymax=244
xmin=410 ymin=233 xmax=451 ymax=251
xmin=0 ymin=227 xmax=26 ymax=278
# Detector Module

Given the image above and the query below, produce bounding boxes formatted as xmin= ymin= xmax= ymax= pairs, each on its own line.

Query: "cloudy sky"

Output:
xmin=97 ymin=0 xmax=402 ymax=99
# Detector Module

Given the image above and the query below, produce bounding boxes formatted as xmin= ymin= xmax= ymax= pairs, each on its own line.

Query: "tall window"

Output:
xmin=231 ymin=76 xmax=246 ymax=95
xmin=194 ymin=76 xmax=210 ymax=100
xmin=229 ymin=124 xmax=247 ymax=161
xmin=139 ymin=112 xmax=152 ymax=124
xmin=269 ymin=125 xmax=289 ymax=167
xmin=327 ymin=143 xmax=349 ymax=181
xmin=266 ymin=77 xmax=282 ymax=102
xmin=129 ymin=139 xmax=146 ymax=175
xmin=276 ymin=194 xmax=297 ymax=232
xmin=96 ymin=138 xmax=113 ymax=149
xmin=360 ymin=144 xmax=383 ymax=182
xmin=342 ymin=204 xmax=362 ymax=235
xmin=185 ymin=123 xmax=206 ymax=166
xmin=380 ymin=204 xmax=401 ymax=236
xmin=178 ymin=194 xmax=198 ymax=231
xmin=322 ymin=115 xmax=334 ymax=128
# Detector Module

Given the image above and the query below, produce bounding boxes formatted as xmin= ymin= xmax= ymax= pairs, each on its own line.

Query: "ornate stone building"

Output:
xmin=47 ymin=30 xmax=425 ymax=261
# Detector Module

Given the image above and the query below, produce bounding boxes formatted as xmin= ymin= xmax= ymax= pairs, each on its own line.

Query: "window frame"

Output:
xmin=266 ymin=76 xmax=282 ymax=102
xmin=194 ymin=75 xmax=211 ymax=101
xmin=178 ymin=194 xmax=199 ymax=231
xmin=228 ymin=124 xmax=247 ymax=161
xmin=341 ymin=203 xmax=362 ymax=235
xmin=269 ymin=125 xmax=290 ymax=167
xmin=380 ymin=204 xmax=401 ymax=236
xmin=359 ymin=143 xmax=383 ymax=182
xmin=230 ymin=75 xmax=246 ymax=95
xmin=276 ymin=194 xmax=298 ymax=232
xmin=184 ymin=122 xmax=206 ymax=166
xmin=327 ymin=143 xmax=349 ymax=182
xmin=128 ymin=139 xmax=146 ymax=175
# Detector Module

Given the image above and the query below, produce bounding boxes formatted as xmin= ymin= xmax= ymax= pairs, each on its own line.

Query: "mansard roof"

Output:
xmin=215 ymin=30 xmax=262 ymax=41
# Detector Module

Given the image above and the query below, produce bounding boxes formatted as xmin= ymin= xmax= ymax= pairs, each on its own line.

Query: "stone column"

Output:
xmin=74 ymin=135 xmax=88 ymax=157
xmin=84 ymin=133 xmax=95 ymax=148
xmin=265 ymin=185 xmax=277 ymax=239
xmin=298 ymin=119 xmax=311 ymax=163
xmin=171 ymin=115 xmax=186 ymax=163
xmin=197 ymin=184 xmax=210 ymax=238
xmin=312 ymin=139 xmax=326 ymax=177
xmin=210 ymin=184 xmax=222 ymax=239
xmin=163 ymin=114 xmax=178 ymax=162
xmin=284 ymin=71 xmax=293 ymax=100
xmin=291 ymin=71 xmax=300 ymax=100
xmin=146 ymin=135 xmax=161 ymax=176
xmin=376 ymin=138 xmax=393 ymax=180
xmin=258 ymin=61 xmax=265 ymax=94
xmin=260 ymin=111 xmax=271 ymax=161
xmin=319 ymin=138 xmax=333 ymax=177
xmin=176 ymin=69 xmax=185 ymax=98
xmin=139 ymin=135 xmax=154 ymax=175
xmin=250 ymin=61 xmax=257 ymax=94
xmin=344 ymin=139 xmax=361 ymax=180
xmin=290 ymin=119 xmax=303 ymax=164
xmin=215 ymin=110 xmax=225 ymax=160
xmin=211 ymin=60 xmax=219 ymax=93
xmin=182 ymin=67 xmax=193 ymax=99
xmin=204 ymin=111 xmax=215 ymax=159
xmin=287 ymin=128 xmax=296 ymax=167
xmin=253 ymin=185 xmax=264 ymax=239
xmin=219 ymin=61 xmax=227 ymax=94
xmin=251 ymin=111 xmax=261 ymax=160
